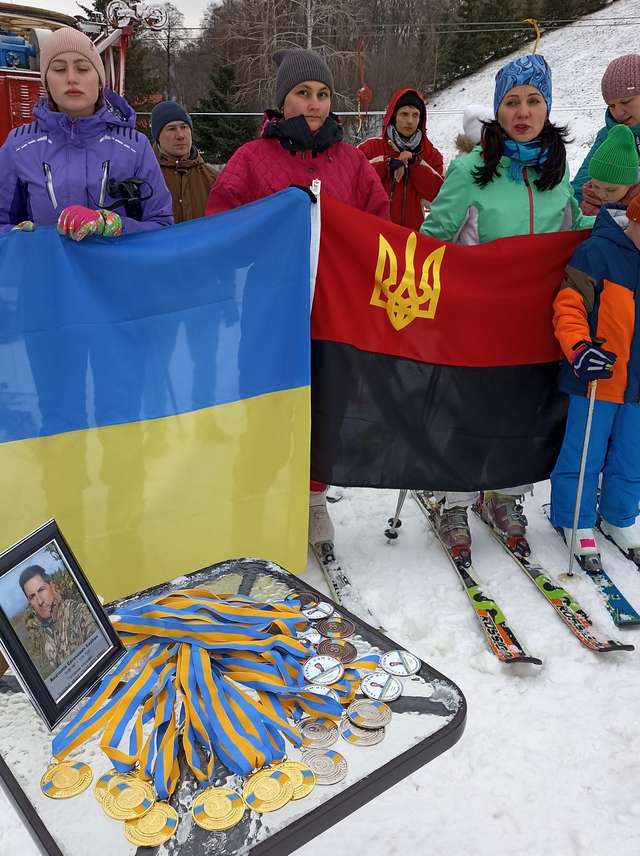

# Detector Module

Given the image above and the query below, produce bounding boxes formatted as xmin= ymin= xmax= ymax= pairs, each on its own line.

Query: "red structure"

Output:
xmin=0 ymin=1 xmax=167 ymax=144
xmin=0 ymin=4 xmax=79 ymax=143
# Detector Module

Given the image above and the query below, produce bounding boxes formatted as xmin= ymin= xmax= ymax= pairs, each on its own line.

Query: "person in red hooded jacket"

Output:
xmin=358 ymin=88 xmax=444 ymax=228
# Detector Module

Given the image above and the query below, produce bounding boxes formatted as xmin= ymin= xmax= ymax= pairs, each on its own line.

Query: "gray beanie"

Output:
xmin=273 ymin=49 xmax=334 ymax=109
xmin=150 ymin=100 xmax=193 ymax=143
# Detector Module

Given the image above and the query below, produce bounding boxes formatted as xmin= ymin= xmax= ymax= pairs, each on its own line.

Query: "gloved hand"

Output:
xmin=388 ymin=157 xmax=406 ymax=183
xmin=11 ymin=220 xmax=35 ymax=232
xmin=571 ymin=339 xmax=617 ymax=381
xmin=580 ymin=180 xmax=602 ymax=216
xmin=57 ymin=206 xmax=122 ymax=241
xmin=288 ymin=184 xmax=318 ymax=203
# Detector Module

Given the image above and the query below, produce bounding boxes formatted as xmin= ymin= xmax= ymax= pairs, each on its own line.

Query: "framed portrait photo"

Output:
xmin=0 ymin=520 xmax=125 ymax=730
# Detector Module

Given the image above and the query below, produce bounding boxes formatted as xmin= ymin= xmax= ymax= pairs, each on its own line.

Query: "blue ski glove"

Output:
xmin=571 ymin=340 xmax=617 ymax=381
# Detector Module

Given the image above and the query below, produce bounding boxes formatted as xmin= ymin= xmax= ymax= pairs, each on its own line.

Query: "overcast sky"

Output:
xmin=15 ymin=0 xmax=208 ymax=31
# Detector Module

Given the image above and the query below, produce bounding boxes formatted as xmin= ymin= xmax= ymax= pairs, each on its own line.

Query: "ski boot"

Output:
xmin=599 ymin=519 xmax=640 ymax=566
xmin=478 ymin=491 xmax=530 ymax=557
xmin=432 ymin=499 xmax=472 ymax=567
xmin=309 ymin=489 xmax=335 ymax=550
xmin=562 ymin=527 xmax=602 ymax=573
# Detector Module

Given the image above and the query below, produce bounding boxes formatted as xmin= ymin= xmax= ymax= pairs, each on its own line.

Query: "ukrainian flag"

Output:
xmin=0 ymin=189 xmax=313 ymax=602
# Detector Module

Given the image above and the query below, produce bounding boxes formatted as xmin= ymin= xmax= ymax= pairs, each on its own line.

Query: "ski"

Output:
xmin=540 ymin=511 xmax=640 ymax=628
xmin=597 ymin=521 xmax=640 ymax=569
xmin=411 ymin=491 xmax=542 ymax=665
xmin=472 ymin=505 xmax=635 ymax=652
xmin=309 ymin=540 xmax=385 ymax=630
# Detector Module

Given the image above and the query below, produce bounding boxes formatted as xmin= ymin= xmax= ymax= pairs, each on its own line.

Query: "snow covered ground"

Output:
xmin=3 ymin=0 xmax=640 ymax=853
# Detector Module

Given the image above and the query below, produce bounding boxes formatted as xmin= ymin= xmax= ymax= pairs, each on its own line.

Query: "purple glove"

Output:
xmin=571 ymin=340 xmax=616 ymax=381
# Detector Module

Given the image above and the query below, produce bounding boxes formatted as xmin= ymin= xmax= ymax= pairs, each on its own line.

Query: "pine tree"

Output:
xmin=194 ymin=66 xmax=258 ymax=164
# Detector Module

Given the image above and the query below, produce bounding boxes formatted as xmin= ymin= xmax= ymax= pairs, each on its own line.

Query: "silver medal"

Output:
xmin=298 ymin=627 xmax=322 ymax=645
xmin=302 ymin=602 xmax=334 ymax=621
xmin=360 ymin=670 xmax=403 ymax=702
xmin=303 ymin=655 xmax=344 ymax=685
xmin=299 ymin=716 xmax=339 ymax=749
xmin=301 ymin=749 xmax=348 ymax=785
xmin=347 ymin=698 xmax=392 ymax=730
xmin=380 ymin=649 xmax=421 ymax=677
xmin=301 ymin=684 xmax=341 ymax=703
xmin=339 ymin=718 xmax=385 ymax=747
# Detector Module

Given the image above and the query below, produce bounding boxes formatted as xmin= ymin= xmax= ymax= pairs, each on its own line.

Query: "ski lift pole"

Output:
xmin=567 ymin=380 xmax=598 ymax=576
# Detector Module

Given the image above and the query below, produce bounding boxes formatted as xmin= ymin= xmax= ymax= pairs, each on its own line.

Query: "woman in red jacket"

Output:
xmin=358 ymin=88 xmax=444 ymax=228
xmin=207 ymin=48 xmax=388 ymax=550
xmin=206 ymin=49 xmax=389 ymax=219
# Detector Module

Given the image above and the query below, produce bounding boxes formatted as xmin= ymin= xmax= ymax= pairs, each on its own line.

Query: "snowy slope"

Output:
xmin=2 ymin=1 xmax=640 ymax=854
xmin=427 ymin=0 xmax=639 ymax=175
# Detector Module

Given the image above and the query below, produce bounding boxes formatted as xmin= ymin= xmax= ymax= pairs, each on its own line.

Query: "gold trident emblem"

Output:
xmin=371 ymin=232 xmax=446 ymax=331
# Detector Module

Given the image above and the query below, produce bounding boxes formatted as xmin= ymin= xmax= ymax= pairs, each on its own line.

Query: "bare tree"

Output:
xmin=143 ymin=2 xmax=187 ymax=100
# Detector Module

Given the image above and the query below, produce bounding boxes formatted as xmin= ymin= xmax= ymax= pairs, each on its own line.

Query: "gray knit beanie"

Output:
xmin=273 ymin=49 xmax=334 ymax=109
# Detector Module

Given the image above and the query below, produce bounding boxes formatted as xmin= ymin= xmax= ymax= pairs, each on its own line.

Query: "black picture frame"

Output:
xmin=0 ymin=519 xmax=124 ymax=730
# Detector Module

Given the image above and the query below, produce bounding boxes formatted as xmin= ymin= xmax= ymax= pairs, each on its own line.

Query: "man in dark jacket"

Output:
xmin=151 ymin=101 xmax=217 ymax=222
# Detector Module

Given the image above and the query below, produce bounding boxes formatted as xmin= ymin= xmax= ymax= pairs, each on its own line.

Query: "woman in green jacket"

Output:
xmin=421 ymin=53 xmax=593 ymax=561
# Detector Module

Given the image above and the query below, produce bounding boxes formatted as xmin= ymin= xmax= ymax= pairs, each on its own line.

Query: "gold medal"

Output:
xmin=192 ymin=787 xmax=245 ymax=831
xmin=94 ymin=769 xmax=128 ymax=805
xmin=124 ymin=802 xmax=179 ymax=846
xmin=102 ymin=776 xmax=155 ymax=820
xmin=40 ymin=761 xmax=93 ymax=800
xmin=273 ymin=760 xmax=316 ymax=800
xmin=242 ymin=768 xmax=294 ymax=812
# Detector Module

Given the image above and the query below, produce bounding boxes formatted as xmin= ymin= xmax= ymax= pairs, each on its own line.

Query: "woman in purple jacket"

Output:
xmin=0 ymin=27 xmax=172 ymax=238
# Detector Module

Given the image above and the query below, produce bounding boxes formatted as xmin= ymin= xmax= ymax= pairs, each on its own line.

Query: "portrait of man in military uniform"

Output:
xmin=19 ymin=564 xmax=98 ymax=678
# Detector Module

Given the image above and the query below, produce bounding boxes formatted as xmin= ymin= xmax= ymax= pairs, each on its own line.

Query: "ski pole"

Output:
xmin=567 ymin=379 xmax=598 ymax=576
xmin=385 ymin=489 xmax=408 ymax=539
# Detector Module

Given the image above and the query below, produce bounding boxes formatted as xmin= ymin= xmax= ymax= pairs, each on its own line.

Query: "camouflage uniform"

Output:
xmin=26 ymin=595 xmax=96 ymax=674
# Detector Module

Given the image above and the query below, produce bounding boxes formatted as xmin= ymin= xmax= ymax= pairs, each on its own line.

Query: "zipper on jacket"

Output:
xmin=523 ymin=167 xmax=534 ymax=234
xmin=99 ymin=160 xmax=111 ymax=207
xmin=42 ymin=163 xmax=58 ymax=209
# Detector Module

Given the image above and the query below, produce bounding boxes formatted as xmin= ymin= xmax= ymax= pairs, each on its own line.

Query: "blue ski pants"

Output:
xmin=550 ymin=395 xmax=640 ymax=529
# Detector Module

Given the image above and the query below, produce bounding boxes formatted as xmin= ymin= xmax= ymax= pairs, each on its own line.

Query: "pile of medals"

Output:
xmin=39 ymin=763 xmax=178 ymax=846
xmin=291 ymin=590 xmax=422 ymax=786
xmin=38 ymin=587 xmax=396 ymax=842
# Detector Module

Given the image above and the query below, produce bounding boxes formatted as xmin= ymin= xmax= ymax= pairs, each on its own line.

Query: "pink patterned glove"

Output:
xmin=57 ymin=206 xmax=122 ymax=241
xmin=11 ymin=220 xmax=35 ymax=232
xmin=99 ymin=209 xmax=123 ymax=237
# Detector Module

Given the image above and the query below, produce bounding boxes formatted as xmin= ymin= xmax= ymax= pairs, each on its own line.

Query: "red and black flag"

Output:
xmin=310 ymin=195 xmax=589 ymax=491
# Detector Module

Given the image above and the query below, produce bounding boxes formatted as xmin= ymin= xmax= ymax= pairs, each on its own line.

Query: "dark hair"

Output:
xmin=472 ymin=119 xmax=570 ymax=191
xmin=19 ymin=565 xmax=49 ymax=595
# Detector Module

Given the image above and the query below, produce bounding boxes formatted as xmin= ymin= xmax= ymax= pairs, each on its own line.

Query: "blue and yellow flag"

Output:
xmin=0 ymin=189 xmax=313 ymax=601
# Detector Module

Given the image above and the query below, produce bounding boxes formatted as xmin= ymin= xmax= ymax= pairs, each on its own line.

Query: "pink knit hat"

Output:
xmin=40 ymin=27 xmax=106 ymax=88
xmin=601 ymin=54 xmax=640 ymax=104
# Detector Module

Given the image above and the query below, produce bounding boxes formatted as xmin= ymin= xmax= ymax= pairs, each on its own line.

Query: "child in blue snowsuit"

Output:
xmin=550 ymin=180 xmax=640 ymax=560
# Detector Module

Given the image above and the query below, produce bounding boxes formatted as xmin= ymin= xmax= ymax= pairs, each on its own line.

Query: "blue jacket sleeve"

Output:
xmin=571 ymin=126 xmax=608 ymax=202
xmin=0 ymin=135 xmax=28 ymax=234
xmin=120 ymin=135 xmax=174 ymax=233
